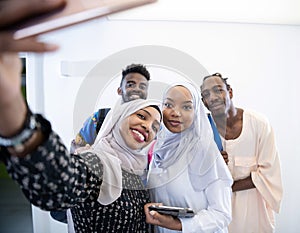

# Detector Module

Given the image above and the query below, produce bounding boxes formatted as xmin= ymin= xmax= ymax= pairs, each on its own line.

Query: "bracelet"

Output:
xmin=0 ymin=109 xmax=38 ymax=153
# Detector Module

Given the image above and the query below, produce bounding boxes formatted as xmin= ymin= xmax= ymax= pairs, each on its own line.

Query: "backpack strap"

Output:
xmin=95 ymin=108 xmax=111 ymax=134
xmin=207 ymin=113 xmax=223 ymax=151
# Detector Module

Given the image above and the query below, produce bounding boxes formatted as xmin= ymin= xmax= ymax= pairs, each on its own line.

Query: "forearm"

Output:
xmin=181 ymin=182 xmax=232 ymax=233
xmin=0 ymin=90 xmax=27 ymax=137
xmin=5 ymin=130 xmax=103 ymax=211
xmin=0 ymin=53 xmax=26 ymax=136
xmin=232 ymin=175 xmax=255 ymax=192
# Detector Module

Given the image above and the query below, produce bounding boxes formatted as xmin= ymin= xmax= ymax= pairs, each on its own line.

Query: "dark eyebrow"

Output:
xmin=141 ymin=109 xmax=151 ymax=116
xmin=165 ymin=98 xmax=193 ymax=105
xmin=164 ymin=98 xmax=174 ymax=102
xmin=205 ymin=84 xmax=224 ymax=90
xmin=182 ymin=100 xmax=193 ymax=104
xmin=126 ymin=80 xmax=136 ymax=84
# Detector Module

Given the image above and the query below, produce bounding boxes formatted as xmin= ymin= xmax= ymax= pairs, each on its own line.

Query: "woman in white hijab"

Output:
xmin=145 ymin=82 xmax=233 ymax=233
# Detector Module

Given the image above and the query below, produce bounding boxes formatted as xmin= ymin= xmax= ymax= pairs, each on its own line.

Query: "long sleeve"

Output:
xmin=5 ymin=131 xmax=103 ymax=211
xmin=251 ymin=118 xmax=283 ymax=213
xmin=149 ymin=154 xmax=232 ymax=233
xmin=181 ymin=180 xmax=232 ymax=233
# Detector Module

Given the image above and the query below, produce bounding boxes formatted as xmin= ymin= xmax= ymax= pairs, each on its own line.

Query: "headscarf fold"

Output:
xmin=83 ymin=98 xmax=161 ymax=205
xmin=147 ymin=81 xmax=231 ymax=190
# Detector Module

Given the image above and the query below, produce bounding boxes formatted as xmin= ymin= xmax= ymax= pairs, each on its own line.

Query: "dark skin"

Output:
xmin=0 ymin=0 xmax=66 ymax=53
xmin=144 ymin=203 xmax=182 ymax=231
xmin=201 ymin=75 xmax=255 ymax=192
xmin=0 ymin=0 xmax=66 ymax=157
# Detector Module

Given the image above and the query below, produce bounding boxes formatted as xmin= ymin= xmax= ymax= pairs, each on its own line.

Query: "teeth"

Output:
xmin=130 ymin=95 xmax=140 ymax=99
xmin=132 ymin=129 xmax=145 ymax=141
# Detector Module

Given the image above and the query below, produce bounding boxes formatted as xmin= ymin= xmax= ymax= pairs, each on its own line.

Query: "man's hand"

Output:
xmin=220 ymin=150 xmax=229 ymax=165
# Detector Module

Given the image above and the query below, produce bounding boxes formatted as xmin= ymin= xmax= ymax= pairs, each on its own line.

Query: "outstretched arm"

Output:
xmin=0 ymin=53 xmax=29 ymax=142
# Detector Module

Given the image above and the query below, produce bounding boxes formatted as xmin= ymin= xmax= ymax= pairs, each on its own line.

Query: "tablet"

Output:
xmin=148 ymin=205 xmax=195 ymax=218
xmin=10 ymin=0 xmax=157 ymax=39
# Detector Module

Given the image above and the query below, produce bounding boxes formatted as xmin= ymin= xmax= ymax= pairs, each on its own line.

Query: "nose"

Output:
xmin=171 ymin=107 xmax=181 ymax=117
xmin=132 ymin=86 xmax=142 ymax=93
xmin=141 ymin=121 xmax=150 ymax=132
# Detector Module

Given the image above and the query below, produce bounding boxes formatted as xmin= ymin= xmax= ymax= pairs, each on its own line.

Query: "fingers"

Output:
xmin=221 ymin=150 xmax=229 ymax=164
xmin=74 ymin=144 xmax=91 ymax=154
xmin=0 ymin=0 xmax=66 ymax=28
xmin=144 ymin=203 xmax=162 ymax=224
xmin=0 ymin=32 xmax=59 ymax=53
xmin=0 ymin=0 xmax=64 ymax=53
xmin=147 ymin=210 xmax=179 ymax=229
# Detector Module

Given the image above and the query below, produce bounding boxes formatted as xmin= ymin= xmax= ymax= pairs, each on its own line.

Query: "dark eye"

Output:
xmin=163 ymin=102 xmax=172 ymax=108
xmin=212 ymin=87 xmax=223 ymax=94
xmin=152 ymin=125 xmax=158 ymax=133
xmin=201 ymin=91 xmax=209 ymax=99
xmin=152 ymin=122 xmax=161 ymax=134
xmin=126 ymin=83 xmax=135 ymax=88
xmin=137 ymin=113 xmax=146 ymax=120
xmin=139 ymin=84 xmax=147 ymax=90
xmin=183 ymin=105 xmax=193 ymax=111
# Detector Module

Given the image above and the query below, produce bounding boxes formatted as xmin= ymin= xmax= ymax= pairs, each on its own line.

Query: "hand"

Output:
xmin=0 ymin=0 xmax=66 ymax=53
xmin=0 ymin=0 xmax=66 ymax=28
xmin=144 ymin=203 xmax=182 ymax=231
xmin=74 ymin=144 xmax=91 ymax=155
xmin=0 ymin=33 xmax=59 ymax=53
xmin=220 ymin=150 xmax=229 ymax=165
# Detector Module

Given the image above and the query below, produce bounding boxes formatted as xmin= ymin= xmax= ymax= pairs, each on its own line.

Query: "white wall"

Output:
xmin=26 ymin=0 xmax=300 ymax=232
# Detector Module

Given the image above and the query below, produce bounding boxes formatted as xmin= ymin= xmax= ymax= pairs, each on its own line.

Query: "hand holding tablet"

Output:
xmin=148 ymin=205 xmax=195 ymax=218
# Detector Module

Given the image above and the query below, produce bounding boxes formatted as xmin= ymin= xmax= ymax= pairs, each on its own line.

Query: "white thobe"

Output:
xmin=224 ymin=110 xmax=283 ymax=233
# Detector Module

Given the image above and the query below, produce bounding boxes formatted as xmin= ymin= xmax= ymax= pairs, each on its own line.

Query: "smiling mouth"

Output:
xmin=131 ymin=129 xmax=146 ymax=142
xmin=209 ymin=103 xmax=224 ymax=110
xmin=129 ymin=95 xmax=141 ymax=100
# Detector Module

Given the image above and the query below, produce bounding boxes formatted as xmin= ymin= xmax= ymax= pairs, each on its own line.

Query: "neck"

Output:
xmin=212 ymin=105 xmax=239 ymax=137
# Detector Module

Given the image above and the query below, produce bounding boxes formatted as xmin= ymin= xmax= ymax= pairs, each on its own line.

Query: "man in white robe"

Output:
xmin=201 ymin=73 xmax=283 ymax=233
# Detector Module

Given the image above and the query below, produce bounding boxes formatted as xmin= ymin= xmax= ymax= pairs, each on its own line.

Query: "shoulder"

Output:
xmin=244 ymin=109 xmax=271 ymax=128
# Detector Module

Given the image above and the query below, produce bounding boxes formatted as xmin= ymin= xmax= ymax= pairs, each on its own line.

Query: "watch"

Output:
xmin=0 ymin=110 xmax=39 ymax=153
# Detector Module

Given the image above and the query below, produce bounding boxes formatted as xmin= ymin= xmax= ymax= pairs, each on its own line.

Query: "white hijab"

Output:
xmin=83 ymin=98 xmax=161 ymax=205
xmin=147 ymin=81 xmax=231 ymax=190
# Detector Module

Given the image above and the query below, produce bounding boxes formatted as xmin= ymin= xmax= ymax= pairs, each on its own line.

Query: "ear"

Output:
xmin=201 ymin=97 xmax=209 ymax=109
xmin=117 ymin=87 xmax=122 ymax=96
xmin=229 ymin=87 xmax=233 ymax=99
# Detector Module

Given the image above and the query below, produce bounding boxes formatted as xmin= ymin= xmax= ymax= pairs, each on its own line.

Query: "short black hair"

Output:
xmin=202 ymin=72 xmax=231 ymax=90
xmin=120 ymin=64 xmax=150 ymax=86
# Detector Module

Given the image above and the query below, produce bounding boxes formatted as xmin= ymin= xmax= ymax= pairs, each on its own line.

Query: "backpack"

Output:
xmin=95 ymin=108 xmax=111 ymax=134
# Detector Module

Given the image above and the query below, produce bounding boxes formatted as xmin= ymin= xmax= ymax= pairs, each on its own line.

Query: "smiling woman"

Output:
xmin=120 ymin=106 xmax=161 ymax=150
xmin=2 ymin=95 xmax=162 ymax=232
xmin=145 ymin=82 xmax=233 ymax=233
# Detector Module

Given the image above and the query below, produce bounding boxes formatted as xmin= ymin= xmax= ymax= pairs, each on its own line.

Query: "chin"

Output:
xmin=168 ymin=127 xmax=182 ymax=133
